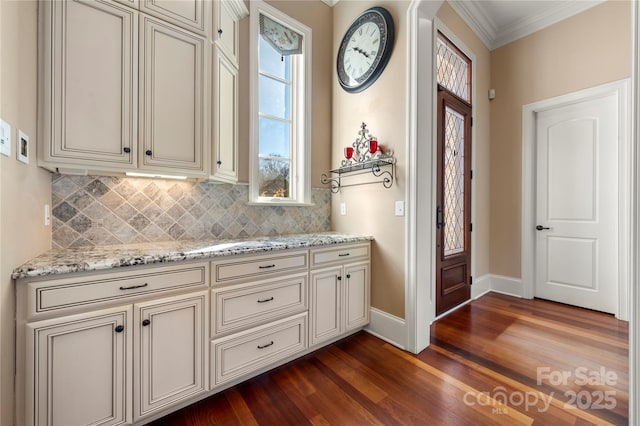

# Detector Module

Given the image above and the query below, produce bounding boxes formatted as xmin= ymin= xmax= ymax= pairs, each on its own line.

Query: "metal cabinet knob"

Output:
xmin=218 ymin=29 xmax=223 ymax=35
xmin=123 ymin=147 xmax=131 ymax=154
xmin=142 ymin=319 xmax=151 ymax=327
xmin=115 ymin=325 xmax=125 ymax=333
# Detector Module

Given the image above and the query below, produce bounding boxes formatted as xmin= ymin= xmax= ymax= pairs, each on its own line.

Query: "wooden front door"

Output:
xmin=435 ymin=87 xmax=472 ymax=316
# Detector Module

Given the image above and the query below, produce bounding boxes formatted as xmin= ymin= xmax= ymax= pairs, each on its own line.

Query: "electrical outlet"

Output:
xmin=395 ymin=201 xmax=405 ymax=216
xmin=340 ymin=203 xmax=347 ymax=216
xmin=0 ymin=119 xmax=11 ymax=157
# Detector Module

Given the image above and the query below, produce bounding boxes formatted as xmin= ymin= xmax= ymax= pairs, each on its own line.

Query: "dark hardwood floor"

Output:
xmin=149 ymin=293 xmax=629 ymax=425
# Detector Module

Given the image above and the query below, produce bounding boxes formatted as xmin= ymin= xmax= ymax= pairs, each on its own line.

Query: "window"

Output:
xmin=249 ymin=1 xmax=312 ymax=205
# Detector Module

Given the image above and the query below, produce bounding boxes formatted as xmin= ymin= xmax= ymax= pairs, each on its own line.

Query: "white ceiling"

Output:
xmin=448 ymin=0 xmax=605 ymax=50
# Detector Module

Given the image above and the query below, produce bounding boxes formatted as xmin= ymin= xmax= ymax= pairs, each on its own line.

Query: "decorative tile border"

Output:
xmin=51 ymin=174 xmax=331 ymax=249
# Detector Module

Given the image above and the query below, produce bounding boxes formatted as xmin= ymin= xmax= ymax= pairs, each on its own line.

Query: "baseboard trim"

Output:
xmin=365 ymin=307 xmax=407 ymax=350
xmin=472 ymin=274 xmax=492 ymax=298
xmin=489 ymin=274 xmax=524 ymax=297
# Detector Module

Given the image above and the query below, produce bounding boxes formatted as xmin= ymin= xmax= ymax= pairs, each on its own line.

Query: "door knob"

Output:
xmin=536 ymin=225 xmax=550 ymax=231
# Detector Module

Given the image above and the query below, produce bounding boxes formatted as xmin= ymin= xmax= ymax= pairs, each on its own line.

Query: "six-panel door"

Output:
xmin=134 ymin=291 xmax=208 ymax=420
xmin=27 ymin=306 xmax=132 ymax=426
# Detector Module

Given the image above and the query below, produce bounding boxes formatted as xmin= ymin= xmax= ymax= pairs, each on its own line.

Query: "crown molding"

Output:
xmin=450 ymin=0 xmax=605 ymax=51
xmin=321 ymin=0 xmax=339 ymax=6
xmin=448 ymin=0 xmax=496 ymax=50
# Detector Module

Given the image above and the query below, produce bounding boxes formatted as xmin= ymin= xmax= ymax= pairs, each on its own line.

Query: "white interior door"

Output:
xmin=535 ymin=92 xmax=618 ymax=314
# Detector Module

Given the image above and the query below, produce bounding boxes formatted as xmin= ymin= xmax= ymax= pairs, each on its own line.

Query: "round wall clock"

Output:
xmin=337 ymin=7 xmax=395 ymax=93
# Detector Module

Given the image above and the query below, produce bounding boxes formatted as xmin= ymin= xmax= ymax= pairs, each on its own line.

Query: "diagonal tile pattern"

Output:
xmin=51 ymin=174 xmax=331 ymax=249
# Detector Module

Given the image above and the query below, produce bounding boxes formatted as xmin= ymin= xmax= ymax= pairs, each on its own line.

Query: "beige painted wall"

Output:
xmin=236 ymin=0 xmax=333 ymax=184
xmin=332 ymin=0 xmax=409 ymax=319
xmin=490 ymin=0 xmax=631 ymax=278
xmin=437 ymin=2 xmax=492 ymax=279
xmin=331 ymin=1 xmax=491 ymax=319
xmin=0 ymin=1 xmax=53 ymax=425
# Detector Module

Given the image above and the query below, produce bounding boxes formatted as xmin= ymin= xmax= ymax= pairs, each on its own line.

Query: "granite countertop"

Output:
xmin=12 ymin=232 xmax=373 ymax=280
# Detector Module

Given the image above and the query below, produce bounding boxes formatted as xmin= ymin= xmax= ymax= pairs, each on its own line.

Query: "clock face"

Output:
xmin=337 ymin=7 xmax=394 ymax=93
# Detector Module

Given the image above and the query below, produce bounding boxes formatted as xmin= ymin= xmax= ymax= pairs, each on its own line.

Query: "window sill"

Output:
xmin=248 ymin=200 xmax=315 ymax=207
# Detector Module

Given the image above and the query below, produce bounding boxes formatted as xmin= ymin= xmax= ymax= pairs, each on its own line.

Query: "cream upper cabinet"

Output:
xmin=209 ymin=0 xmax=247 ymax=183
xmin=38 ymin=0 xmax=210 ymax=178
xmin=213 ymin=0 xmax=243 ymax=65
xmin=134 ymin=291 xmax=208 ymax=421
xmin=211 ymin=48 xmax=238 ymax=183
xmin=139 ymin=16 xmax=209 ymax=177
xmin=27 ymin=306 xmax=133 ymax=426
xmin=140 ymin=0 xmax=210 ymax=36
xmin=39 ymin=0 xmax=138 ymax=170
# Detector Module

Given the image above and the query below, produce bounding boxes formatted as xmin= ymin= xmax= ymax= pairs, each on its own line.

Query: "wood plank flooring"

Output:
xmin=149 ymin=293 xmax=629 ymax=425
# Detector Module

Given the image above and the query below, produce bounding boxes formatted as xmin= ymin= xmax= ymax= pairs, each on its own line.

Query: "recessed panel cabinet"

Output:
xmin=39 ymin=0 xmax=138 ymax=170
xmin=211 ymin=48 xmax=239 ymax=183
xmin=139 ymin=16 xmax=208 ymax=175
xmin=134 ymin=291 xmax=208 ymax=420
xmin=309 ymin=244 xmax=371 ymax=347
xmin=27 ymin=306 xmax=132 ymax=426
xmin=39 ymin=0 xmax=208 ymax=178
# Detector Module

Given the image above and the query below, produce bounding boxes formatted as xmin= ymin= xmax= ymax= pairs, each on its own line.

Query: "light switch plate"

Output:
xmin=340 ymin=203 xmax=347 ymax=216
xmin=0 ymin=119 xmax=11 ymax=157
xmin=17 ymin=129 xmax=29 ymax=164
xmin=395 ymin=201 xmax=405 ymax=216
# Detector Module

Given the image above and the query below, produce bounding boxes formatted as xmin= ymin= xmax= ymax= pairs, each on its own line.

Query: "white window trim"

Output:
xmin=249 ymin=0 xmax=313 ymax=206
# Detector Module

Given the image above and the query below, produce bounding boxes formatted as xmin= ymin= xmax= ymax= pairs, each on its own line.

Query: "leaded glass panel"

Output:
xmin=443 ymin=106 xmax=465 ymax=256
xmin=436 ymin=34 xmax=471 ymax=103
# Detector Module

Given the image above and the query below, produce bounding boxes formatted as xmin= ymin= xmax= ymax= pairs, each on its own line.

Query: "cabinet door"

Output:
xmin=41 ymin=0 xmax=137 ymax=169
xmin=140 ymin=0 xmax=209 ymax=35
xmin=213 ymin=0 xmax=240 ymax=65
xmin=344 ymin=262 xmax=370 ymax=331
xmin=139 ymin=16 xmax=208 ymax=176
xmin=309 ymin=267 xmax=342 ymax=346
xmin=134 ymin=291 xmax=208 ymax=420
xmin=27 ymin=306 xmax=132 ymax=426
xmin=211 ymin=48 xmax=238 ymax=183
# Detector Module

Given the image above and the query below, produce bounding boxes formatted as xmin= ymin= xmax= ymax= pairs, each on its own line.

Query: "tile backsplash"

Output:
xmin=51 ymin=174 xmax=331 ymax=249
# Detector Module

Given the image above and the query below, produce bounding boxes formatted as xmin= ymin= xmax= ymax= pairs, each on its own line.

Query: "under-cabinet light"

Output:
xmin=125 ymin=172 xmax=188 ymax=180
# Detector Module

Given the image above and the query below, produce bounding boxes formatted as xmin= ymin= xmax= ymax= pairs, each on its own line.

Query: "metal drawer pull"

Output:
xmin=258 ymin=264 xmax=276 ymax=269
xmin=257 ymin=297 xmax=274 ymax=303
xmin=119 ymin=283 xmax=148 ymax=291
xmin=257 ymin=341 xmax=274 ymax=349
xmin=338 ymin=253 xmax=350 ymax=257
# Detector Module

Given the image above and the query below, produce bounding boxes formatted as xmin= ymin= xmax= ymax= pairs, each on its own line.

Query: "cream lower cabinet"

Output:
xmin=309 ymin=244 xmax=371 ymax=347
xmin=209 ymin=251 xmax=309 ymax=389
xmin=16 ymin=262 xmax=210 ymax=426
xmin=134 ymin=291 xmax=208 ymax=420
xmin=27 ymin=306 xmax=133 ymax=426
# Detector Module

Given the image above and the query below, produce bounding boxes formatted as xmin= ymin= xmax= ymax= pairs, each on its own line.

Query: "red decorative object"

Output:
xmin=344 ymin=147 xmax=354 ymax=159
xmin=369 ymin=139 xmax=378 ymax=154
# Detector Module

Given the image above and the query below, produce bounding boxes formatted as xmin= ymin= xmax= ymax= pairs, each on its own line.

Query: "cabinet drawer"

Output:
xmin=28 ymin=263 xmax=209 ymax=317
xmin=211 ymin=313 xmax=307 ymax=387
xmin=212 ymin=273 xmax=308 ymax=336
xmin=212 ymin=251 xmax=308 ymax=285
xmin=310 ymin=243 xmax=370 ymax=268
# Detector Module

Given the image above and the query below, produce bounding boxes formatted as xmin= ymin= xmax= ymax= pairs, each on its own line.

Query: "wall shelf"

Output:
xmin=321 ymin=158 xmax=395 ymax=193
xmin=321 ymin=123 xmax=395 ymax=193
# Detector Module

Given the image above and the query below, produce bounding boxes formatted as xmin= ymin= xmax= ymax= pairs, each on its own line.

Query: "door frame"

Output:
xmin=521 ymin=79 xmax=631 ymax=321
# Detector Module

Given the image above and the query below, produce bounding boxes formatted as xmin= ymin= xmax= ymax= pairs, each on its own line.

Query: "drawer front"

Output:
xmin=311 ymin=243 xmax=370 ymax=268
xmin=29 ymin=263 xmax=209 ymax=316
xmin=212 ymin=273 xmax=308 ymax=336
xmin=211 ymin=313 xmax=307 ymax=387
xmin=212 ymin=251 xmax=308 ymax=285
